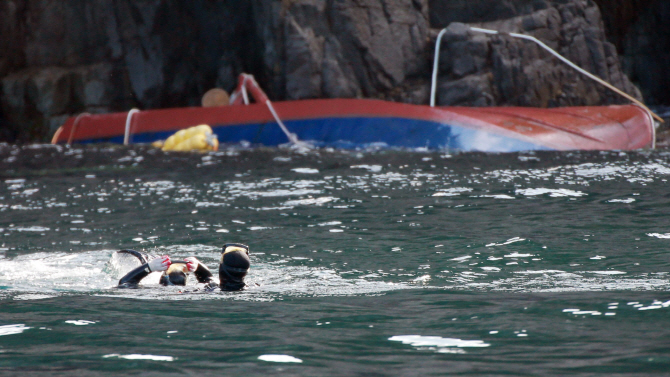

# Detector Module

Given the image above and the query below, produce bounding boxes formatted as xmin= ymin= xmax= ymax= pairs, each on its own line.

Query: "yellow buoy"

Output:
xmin=161 ymin=124 xmax=218 ymax=152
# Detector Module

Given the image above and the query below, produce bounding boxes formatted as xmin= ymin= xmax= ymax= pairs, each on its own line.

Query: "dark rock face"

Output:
xmin=0 ymin=0 xmax=259 ymax=142
xmin=616 ymin=1 xmax=670 ymax=106
xmin=258 ymin=0 xmax=430 ymax=102
xmin=0 ymin=0 xmax=661 ymax=142
xmin=429 ymin=0 xmax=559 ymax=27
xmin=433 ymin=1 xmax=641 ymax=107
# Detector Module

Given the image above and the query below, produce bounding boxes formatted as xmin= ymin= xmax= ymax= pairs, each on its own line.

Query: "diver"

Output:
xmin=116 ymin=243 xmax=251 ymax=291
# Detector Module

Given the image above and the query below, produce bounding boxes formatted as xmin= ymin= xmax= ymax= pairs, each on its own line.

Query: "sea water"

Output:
xmin=0 ymin=143 xmax=669 ymax=376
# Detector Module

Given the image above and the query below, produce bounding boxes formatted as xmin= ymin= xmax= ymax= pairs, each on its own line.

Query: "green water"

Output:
xmin=1 ymin=144 xmax=670 ymax=376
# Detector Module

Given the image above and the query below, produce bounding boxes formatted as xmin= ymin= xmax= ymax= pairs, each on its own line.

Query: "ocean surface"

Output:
xmin=1 ymin=143 xmax=670 ymax=376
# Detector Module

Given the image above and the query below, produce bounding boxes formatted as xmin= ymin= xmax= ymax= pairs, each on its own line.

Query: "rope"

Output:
xmin=429 ymin=26 xmax=663 ymax=125
xmin=265 ymin=99 xmax=309 ymax=147
xmin=430 ymin=28 xmax=449 ymax=107
xmin=469 ymin=27 xmax=663 ymax=124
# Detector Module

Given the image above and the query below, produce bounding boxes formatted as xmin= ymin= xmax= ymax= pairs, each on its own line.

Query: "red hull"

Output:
xmin=52 ymin=99 xmax=654 ymax=151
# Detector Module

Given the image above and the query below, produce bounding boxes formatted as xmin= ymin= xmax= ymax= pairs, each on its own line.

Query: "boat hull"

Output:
xmin=52 ymin=99 xmax=654 ymax=152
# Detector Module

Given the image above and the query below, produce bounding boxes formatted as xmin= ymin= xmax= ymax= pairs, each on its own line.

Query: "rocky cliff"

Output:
xmin=0 ymin=0 xmax=666 ymax=142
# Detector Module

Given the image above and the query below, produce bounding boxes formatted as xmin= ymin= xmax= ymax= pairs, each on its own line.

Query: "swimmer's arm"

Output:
xmin=118 ymin=264 xmax=151 ymax=288
xmin=117 ymin=255 xmax=171 ymax=288
xmin=193 ymin=263 xmax=216 ymax=284
xmin=183 ymin=257 xmax=216 ymax=285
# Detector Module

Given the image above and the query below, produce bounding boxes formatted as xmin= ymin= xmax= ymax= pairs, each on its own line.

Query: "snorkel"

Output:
xmin=219 ymin=243 xmax=250 ymax=291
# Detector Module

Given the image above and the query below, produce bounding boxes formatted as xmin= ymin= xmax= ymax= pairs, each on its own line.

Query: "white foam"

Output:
xmin=0 ymin=324 xmax=31 ymax=336
xmin=480 ymin=267 xmax=501 ymax=272
xmin=195 ymin=202 xmax=229 ymax=207
xmin=350 ymin=164 xmax=383 ymax=173
xmin=258 ymin=354 xmax=303 ymax=363
xmin=479 ymin=194 xmax=515 ymax=199
xmin=65 ymin=320 xmax=96 ymax=326
xmin=647 ymin=233 xmax=670 ymax=239
xmin=248 ymin=226 xmax=275 ymax=231
xmin=504 ymin=253 xmax=533 ymax=258
xmin=11 ymin=226 xmax=50 ymax=232
xmin=284 ymin=196 xmax=337 ymax=206
xmin=608 ymin=198 xmax=635 ymax=203
xmin=291 ymin=168 xmax=319 ymax=174
xmin=389 ymin=335 xmax=490 ymax=349
xmin=318 ymin=221 xmax=342 ymax=226
xmin=103 ymin=354 xmax=174 ymax=361
xmin=486 ymin=237 xmax=525 ymax=247
xmin=4 ymin=179 xmax=26 ymax=184
xmin=516 ymin=188 xmax=586 ymax=197
xmin=432 ymin=187 xmax=473 ymax=197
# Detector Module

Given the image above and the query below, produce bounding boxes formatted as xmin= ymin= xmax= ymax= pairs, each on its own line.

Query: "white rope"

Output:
xmin=123 ymin=108 xmax=140 ymax=145
xmin=241 ymin=83 xmax=250 ymax=105
xmin=469 ymin=27 xmax=663 ymax=124
xmin=430 ymin=25 xmax=662 ymax=126
xmin=430 ymin=28 xmax=449 ymax=107
xmin=644 ymin=105 xmax=656 ymax=149
xmin=265 ymin=99 xmax=307 ymax=147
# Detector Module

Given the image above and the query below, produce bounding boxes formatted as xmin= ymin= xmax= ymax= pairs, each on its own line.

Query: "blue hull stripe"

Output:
xmin=80 ymin=116 xmax=550 ymax=152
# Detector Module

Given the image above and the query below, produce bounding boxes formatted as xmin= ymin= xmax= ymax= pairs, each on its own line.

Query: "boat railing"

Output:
xmin=123 ymin=108 xmax=140 ymax=145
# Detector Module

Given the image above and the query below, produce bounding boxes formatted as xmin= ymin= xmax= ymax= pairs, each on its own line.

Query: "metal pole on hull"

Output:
xmin=124 ymin=108 xmax=140 ymax=145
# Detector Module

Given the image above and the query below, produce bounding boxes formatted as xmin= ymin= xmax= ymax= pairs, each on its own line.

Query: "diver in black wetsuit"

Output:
xmin=117 ymin=243 xmax=251 ymax=291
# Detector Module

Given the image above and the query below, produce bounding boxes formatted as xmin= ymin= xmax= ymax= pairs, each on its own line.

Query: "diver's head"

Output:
xmin=219 ymin=243 xmax=250 ymax=291
xmin=159 ymin=263 xmax=188 ymax=286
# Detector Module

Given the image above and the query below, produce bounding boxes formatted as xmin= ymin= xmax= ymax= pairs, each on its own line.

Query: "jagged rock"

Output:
xmin=322 ymin=36 xmax=361 ymax=99
xmin=329 ymin=0 xmax=430 ymax=96
xmin=285 ymin=13 xmax=325 ymax=99
xmin=0 ymin=0 xmax=258 ymax=141
xmin=268 ymin=0 xmax=429 ymax=100
xmin=430 ymin=0 xmax=556 ymax=27
xmin=438 ymin=74 xmax=494 ymax=107
xmin=433 ymin=1 xmax=642 ymax=107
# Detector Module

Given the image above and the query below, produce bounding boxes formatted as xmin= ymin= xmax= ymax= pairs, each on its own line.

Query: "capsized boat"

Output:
xmin=51 ymin=93 xmax=653 ymax=152
xmin=52 ymin=26 xmax=658 ymax=152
